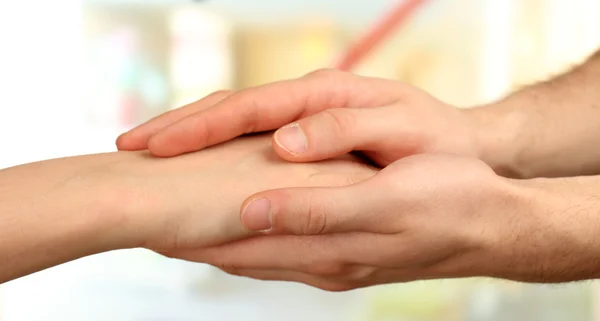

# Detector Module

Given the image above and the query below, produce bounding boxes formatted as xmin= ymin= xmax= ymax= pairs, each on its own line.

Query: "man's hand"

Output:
xmin=118 ymin=49 xmax=600 ymax=178
xmin=116 ymin=70 xmax=479 ymax=167
xmin=171 ymin=154 xmax=600 ymax=290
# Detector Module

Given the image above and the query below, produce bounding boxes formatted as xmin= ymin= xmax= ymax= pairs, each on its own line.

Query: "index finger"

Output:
xmin=147 ymin=70 xmax=401 ymax=157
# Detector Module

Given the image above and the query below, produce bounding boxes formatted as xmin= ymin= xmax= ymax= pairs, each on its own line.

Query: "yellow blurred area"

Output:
xmin=76 ymin=0 xmax=600 ymax=126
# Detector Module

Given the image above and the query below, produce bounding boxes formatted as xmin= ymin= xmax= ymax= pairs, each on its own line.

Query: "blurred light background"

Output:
xmin=0 ymin=0 xmax=600 ymax=320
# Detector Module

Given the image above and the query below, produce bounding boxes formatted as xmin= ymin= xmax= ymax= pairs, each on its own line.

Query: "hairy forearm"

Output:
xmin=468 ymin=50 xmax=600 ymax=178
xmin=485 ymin=174 xmax=600 ymax=282
xmin=0 ymin=153 xmax=142 ymax=283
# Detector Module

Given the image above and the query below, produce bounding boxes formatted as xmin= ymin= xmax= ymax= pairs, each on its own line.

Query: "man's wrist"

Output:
xmin=484 ymin=175 xmax=600 ymax=282
xmin=463 ymin=100 xmax=529 ymax=178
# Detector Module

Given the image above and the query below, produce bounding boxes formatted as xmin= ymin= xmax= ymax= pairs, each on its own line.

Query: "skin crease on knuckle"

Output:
xmin=304 ymin=71 xmax=351 ymax=109
xmin=303 ymin=69 xmax=408 ymax=111
xmin=320 ymin=108 xmax=357 ymax=141
xmin=305 ymin=69 xmax=360 ymax=107
xmin=303 ymin=190 xmax=328 ymax=235
xmin=298 ymin=187 xmax=348 ymax=236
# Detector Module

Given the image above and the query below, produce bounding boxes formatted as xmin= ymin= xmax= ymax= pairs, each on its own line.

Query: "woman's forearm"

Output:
xmin=0 ymin=152 xmax=143 ymax=283
xmin=0 ymin=134 xmax=376 ymax=283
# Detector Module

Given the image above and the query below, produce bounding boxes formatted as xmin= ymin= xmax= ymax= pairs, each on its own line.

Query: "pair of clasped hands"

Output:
xmin=114 ymin=70 xmax=539 ymax=291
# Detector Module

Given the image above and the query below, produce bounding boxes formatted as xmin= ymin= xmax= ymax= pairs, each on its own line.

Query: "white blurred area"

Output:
xmin=0 ymin=0 xmax=600 ymax=320
xmin=0 ymin=0 xmax=93 ymax=166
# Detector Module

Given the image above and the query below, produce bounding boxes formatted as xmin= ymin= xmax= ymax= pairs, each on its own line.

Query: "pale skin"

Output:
xmin=116 ymin=50 xmax=600 ymax=290
xmin=0 ymin=134 xmax=376 ymax=284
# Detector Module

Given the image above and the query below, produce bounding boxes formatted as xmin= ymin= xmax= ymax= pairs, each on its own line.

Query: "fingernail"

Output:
xmin=241 ymin=198 xmax=272 ymax=232
xmin=275 ymin=123 xmax=307 ymax=155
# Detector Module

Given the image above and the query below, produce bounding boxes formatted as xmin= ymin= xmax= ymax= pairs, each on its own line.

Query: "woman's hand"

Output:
xmin=0 ymin=134 xmax=375 ymax=282
xmin=103 ymin=134 xmax=377 ymax=253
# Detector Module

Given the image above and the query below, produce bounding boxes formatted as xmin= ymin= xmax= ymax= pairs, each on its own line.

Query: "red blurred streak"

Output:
xmin=335 ymin=0 xmax=429 ymax=71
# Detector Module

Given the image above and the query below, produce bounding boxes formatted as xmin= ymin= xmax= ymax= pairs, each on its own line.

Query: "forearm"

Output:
xmin=485 ymin=174 xmax=600 ymax=282
xmin=467 ymin=50 xmax=600 ymax=178
xmin=0 ymin=134 xmax=373 ymax=283
xmin=0 ymin=153 xmax=142 ymax=283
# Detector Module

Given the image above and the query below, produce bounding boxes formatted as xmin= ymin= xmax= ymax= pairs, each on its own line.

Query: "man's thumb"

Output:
xmin=240 ymin=184 xmax=370 ymax=235
xmin=272 ymin=107 xmax=392 ymax=163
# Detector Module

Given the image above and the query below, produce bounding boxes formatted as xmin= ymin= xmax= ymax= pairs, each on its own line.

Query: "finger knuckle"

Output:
xmin=321 ymin=109 xmax=356 ymax=139
xmin=217 ymin=90 xmax=260 ymax=134
xmin=195 ymin=110 xmax=213 ymax=147
xmin=303 ymin=191 xmax=329 ymax=235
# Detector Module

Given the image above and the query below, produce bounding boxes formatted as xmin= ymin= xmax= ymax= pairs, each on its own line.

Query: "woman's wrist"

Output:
xmin=0 ymin=152 xmax=150 ymax=282
xmin=89 ymin=151 xmax=172 ymax=251
xmin=35 ymin=151 xmax=162 ymax=253
xmin=48 ymin=152 xmax=152 ymax=253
